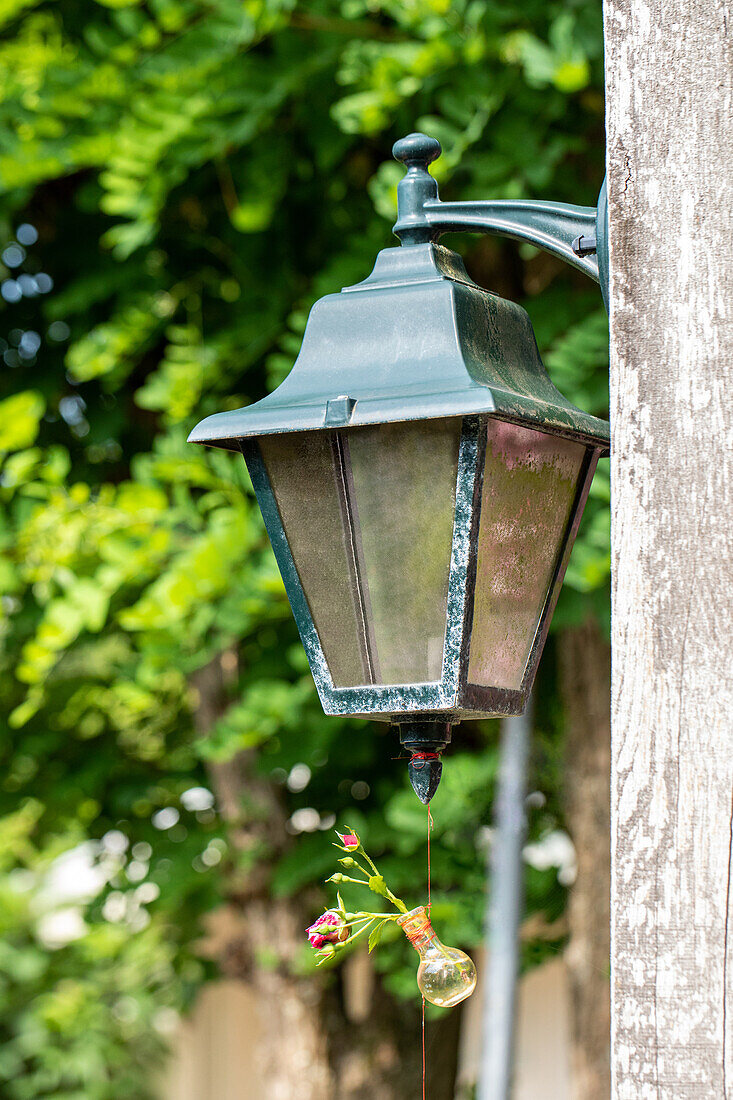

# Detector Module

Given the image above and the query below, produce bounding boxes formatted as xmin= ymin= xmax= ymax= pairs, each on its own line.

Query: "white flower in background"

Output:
xmin=36 ymin=907 xmax=87 ymax=949
xmin=152 ymin=807 xmax=179 ymax=830
xmin=288 ymin=807 xmax=321 ymax=833
xmin=126 ymin=860 xmax=148 ymax=883
xmin=31 ymin=841 xmax=108 ymax=949
xmin=102 ymin=892 xmax=127 ymax=923
xmin=28 ymin=832 xmax=161 ymax=946
xmin=135 ymin=882 xmax=160 ymax=904
xmin=523 ymin=829 xmax=578 ymax=886
xmin=286 ymin=764 xmax=311 ymax=793
xmin=33 ymin=841 xmax=107 ymax=911
xmin=101 ymin=829 xmax=128 ymax=856
xmin=180 ymin=786 xmax=215 ymax=811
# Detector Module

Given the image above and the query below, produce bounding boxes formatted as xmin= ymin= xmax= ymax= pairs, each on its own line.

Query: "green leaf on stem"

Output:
xmin=368 ymin=920 xmax=386 ymax=953
xmin=368 ymin=874 xmax=387 ymax=897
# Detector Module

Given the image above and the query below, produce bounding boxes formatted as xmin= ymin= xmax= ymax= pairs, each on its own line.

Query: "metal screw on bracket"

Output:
xmin=572 ymin=234 xmax=598 ymax=257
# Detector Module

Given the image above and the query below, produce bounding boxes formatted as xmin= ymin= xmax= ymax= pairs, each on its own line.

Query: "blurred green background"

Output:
xmin=0 ymin=0 xmax=609 ymax=1096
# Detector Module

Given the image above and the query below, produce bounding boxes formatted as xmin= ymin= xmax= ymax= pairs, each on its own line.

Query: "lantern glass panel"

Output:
xmin=259 ymin=430 xmax=366 ymax=686
xmin=259 ymin=418 xmax=461 ymax=688
xmin=467 ymin=421 xmax=586 ymax=691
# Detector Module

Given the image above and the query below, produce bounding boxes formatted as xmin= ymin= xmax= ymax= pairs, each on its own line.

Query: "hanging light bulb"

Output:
xmin=398 ymin=906 xmax=477 ymax=1008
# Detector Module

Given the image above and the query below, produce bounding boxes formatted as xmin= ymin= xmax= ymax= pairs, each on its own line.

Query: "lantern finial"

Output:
xmin=392 ymin=132 xmax=442 ymax=168
xmin=407 ymin=753 xmax=443 ymax=805
xmin=397 ymin=721 xmax=452 ymax=804
xmin=392 ymin=133 xmax=441 ymax=246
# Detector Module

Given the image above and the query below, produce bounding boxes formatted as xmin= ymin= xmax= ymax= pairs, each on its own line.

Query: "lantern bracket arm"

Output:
xmin=419 ymin=197 xmax=599 ymax=282
xmin=391 ymin=133 xmax=609 ymax=311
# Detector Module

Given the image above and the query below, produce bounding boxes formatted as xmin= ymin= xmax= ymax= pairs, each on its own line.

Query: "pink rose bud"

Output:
xmin=336 ymin=831 xmax=359 ymax=849
xmin=306 ymin=910 xmax=348 ymax=950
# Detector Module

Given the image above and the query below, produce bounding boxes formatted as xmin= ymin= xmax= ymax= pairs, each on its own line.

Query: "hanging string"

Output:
xmin=427 ymin=803 xmax=433 ymax=917
xmin=422 ymin=800 xmax=434 ymax=1100
xmin=422 ymin=996 xmax=426 ymax=1100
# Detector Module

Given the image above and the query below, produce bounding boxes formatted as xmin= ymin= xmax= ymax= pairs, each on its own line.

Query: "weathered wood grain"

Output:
xmin=604 ymin=0 xmax=733 ymax=1095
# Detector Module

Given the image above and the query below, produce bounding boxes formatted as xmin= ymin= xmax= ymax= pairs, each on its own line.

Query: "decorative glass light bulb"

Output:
xmin=398 ymin=906 xmax=477 ymax=1008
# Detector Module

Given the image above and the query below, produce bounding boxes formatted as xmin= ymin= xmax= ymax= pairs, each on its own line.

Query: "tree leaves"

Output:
xmin=0 ymin=391 xmax=44 ymax=452
xmin=503 ymin=14 xmax=592 ymax=93
xmin=0 ymin=0 xmax=607 ymax=1092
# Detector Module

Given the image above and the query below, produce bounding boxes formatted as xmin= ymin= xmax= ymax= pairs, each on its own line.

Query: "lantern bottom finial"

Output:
xmin=408 ymin=753 xmax=443 ymax=804
xmin=396 ymin=721 xmax=453 ymax=804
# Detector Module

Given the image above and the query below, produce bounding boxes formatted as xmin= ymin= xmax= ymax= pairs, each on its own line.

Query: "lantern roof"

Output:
xmin=188 ymin=242 xmax=609 ymax=453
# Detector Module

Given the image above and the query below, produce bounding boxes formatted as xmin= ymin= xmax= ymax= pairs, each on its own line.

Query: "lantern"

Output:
xmin=189 ymin=134 xmax=609 ymax=801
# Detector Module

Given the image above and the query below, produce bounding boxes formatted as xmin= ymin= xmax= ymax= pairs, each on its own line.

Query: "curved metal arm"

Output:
xmin=421 ymin=197 xmax=599 ymax=283
xmin=391 ymin=132 xmax=608 ymax=311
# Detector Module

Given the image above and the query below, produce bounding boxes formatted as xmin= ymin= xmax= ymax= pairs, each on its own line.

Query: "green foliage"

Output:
xmin=0 ymin=802 xmax=200 ymax=1100
xmin=0 ymin=0 xmax=608 ymax=1092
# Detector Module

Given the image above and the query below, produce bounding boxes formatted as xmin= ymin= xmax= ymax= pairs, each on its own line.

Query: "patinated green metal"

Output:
xmin=189 ymin=242 xmax=608 ymax=452
xmin=391 ymin=131 xmax=609 ymax=311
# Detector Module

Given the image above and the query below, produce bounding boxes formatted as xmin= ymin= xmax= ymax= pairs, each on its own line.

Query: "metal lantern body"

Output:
xmin=189 ymin=242 xmax=609 ymax=725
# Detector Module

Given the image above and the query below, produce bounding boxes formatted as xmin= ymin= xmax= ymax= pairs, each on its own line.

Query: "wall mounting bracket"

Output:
xmin=392 ymin=132 xmax=609 ymax=313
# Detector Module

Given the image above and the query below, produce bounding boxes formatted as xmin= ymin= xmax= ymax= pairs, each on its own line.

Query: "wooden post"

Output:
xmin=604 ymin=1 xmax=733 ymax=1095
